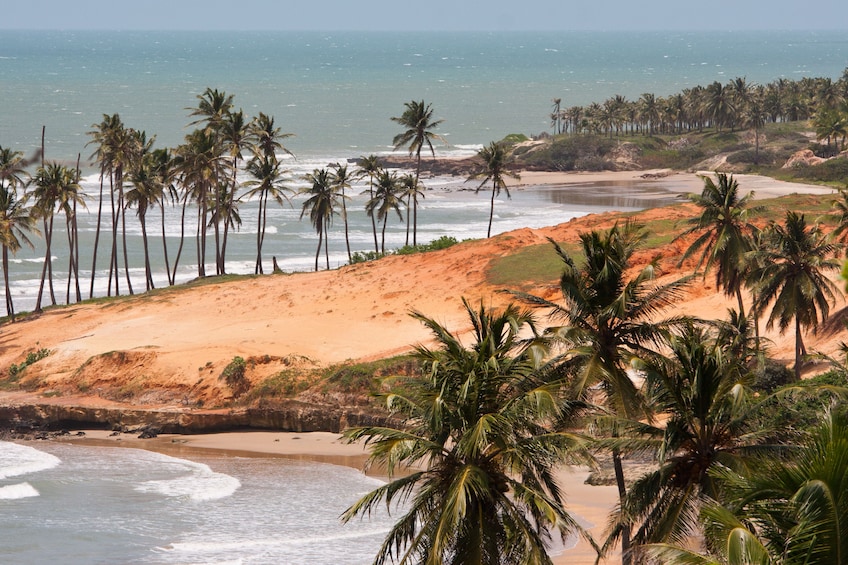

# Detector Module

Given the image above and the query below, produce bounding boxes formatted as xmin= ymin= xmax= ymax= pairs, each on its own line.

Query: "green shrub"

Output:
xmin=8 ymin=347 xmax=51 ymax=378
xmin=220 ymin=356 xmax=249 ymax=398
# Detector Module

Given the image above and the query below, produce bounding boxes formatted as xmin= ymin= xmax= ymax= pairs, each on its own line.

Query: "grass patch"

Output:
xmin=318 ymin=356 xmax=421 ymax=395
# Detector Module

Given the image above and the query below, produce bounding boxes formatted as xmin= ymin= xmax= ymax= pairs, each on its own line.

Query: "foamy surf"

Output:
xmin=135 ymin=454 xmax=241 ymax=501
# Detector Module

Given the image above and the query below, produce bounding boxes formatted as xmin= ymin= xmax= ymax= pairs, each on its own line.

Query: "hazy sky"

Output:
xmin=4 ymin=0 xmax=848 ymax=31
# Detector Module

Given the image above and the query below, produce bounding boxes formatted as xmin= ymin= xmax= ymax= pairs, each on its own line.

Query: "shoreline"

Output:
xmin=56 ymin=429 xmax=618 ymax=565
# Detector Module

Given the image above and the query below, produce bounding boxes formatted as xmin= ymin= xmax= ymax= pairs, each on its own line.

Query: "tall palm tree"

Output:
xmin=300 ymin=168 xmax=336 ymax=271
xmin=468 ymin=141 xmax=520 ymax=238
xmin=612 ymin=322 xmax=775 ymax=556
xmin=357 ymin=154 xmax=382 ymax=253
xmin=187 ymin=87 xmax=234 ymax=133
xmin=248 ymin=112 xmax=294 ymax=162
xmin=366 ymin=169 xmax=404 ymax=254
xmin=330 ymin=163 xmax=353 ymax=262
xmin=174 ymin=128 xmax=226 ymax=278
xmin=342 ymin=299 xmax=594 ymax=565
xmin=86 ymin=113 xmax=120 ymax=298
xmin=749 ymin=212 xmax=841 ymax=380
xmin=676 ymin=173 xmax=761 ymax=318
xmin=0 ymin=147 xmax=37 ymax=321
xmin=398 ymin=172 xmax=423 ymax=246
xmin=391 ymin=100 xmax=446 ymax=246
xmin=243 ymin=155 xmax=291 ymax=274
xmin=31 ymin=163 xmax=80 ymax=312
xmin=126 ymin=147 xmax=168 ymax=291
xmin=514 ymin=222 xmax=691 ymax=565
xmin=218 ymin=109 xmax=250 ymax=275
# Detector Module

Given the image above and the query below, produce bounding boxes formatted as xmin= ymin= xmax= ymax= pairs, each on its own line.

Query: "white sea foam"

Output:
xmin=135 ymin=454 xmax=240 ymax=501
xmin=0 ymin=482 xmax=40 ymax=500
xmin=0 ymin=441 xmax=61 ymax=480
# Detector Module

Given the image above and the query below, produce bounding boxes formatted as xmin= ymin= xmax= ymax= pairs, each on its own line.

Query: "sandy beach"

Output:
xmin=62 ymin=429 xmax=620 ymax=564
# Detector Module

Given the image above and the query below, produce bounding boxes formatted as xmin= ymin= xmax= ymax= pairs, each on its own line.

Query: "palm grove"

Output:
xmin=343 ymin=173 xmax=848 ymax=564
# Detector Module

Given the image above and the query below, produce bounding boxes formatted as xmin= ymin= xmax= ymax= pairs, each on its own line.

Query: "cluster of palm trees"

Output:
xmin=344 ymin=173 xmax=848 ymax=565
xmin=551 ymin=70 xmax=848 ymax=152
xmin=4 ymin=93 xmax=527 ymax=318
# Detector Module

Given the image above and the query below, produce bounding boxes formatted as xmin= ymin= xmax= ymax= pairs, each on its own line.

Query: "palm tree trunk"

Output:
xmin=140 ymin=210 xmax=153 ymax=291
xmin=3 ymin=247 xmax=15 ymax=321
xmin=795 ymin=315 xmax=804 ymax=381
xmin=324 ymin=225 xmax=330 ymax=270
xmin=35 ymin=216 xmax=52 ymax=312
xmin=89 ymin=171 xmax=106 ymax=299
xmin=119 ymin=187 xmax=133 ymax=295
xmin=171 ymin=195 xmax=189 ymax=284
xmin=314 ymin=224 xmax=322 ymax=272
xmin=160 ymin=204 xmax=172 ymax=285
xmin=381 ymin=218 xmax=387 ymax=254
xmin=341 ymin=195 xmax=351 ymax=262
xmin=255 ymin=193 xmax=265 ymax=275
xmin=613 ymin=449 xmax=632 ymax=565
xmin=488 ymin=184 xmax=496 ymax=238
xmin=369 ymin=176 xmax=379 ymax=253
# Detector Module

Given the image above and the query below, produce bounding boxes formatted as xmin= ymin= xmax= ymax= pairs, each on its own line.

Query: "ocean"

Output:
xmin=2 ymin=30 xmax=848 ymax=564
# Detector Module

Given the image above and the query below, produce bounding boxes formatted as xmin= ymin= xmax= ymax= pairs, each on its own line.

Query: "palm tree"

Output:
xmin=31 ymin=162 xmax=80 ymax=312
xmin=342 ymin=299 xmax=594 ymax=565
xmin=513 ymin=222 xmax=691 ymax=565
xmin=646 ymin=408 xmax=848 ymax=565
xmin=357 ymin=154 xmax=382 ymax=253
xmin=187 ymin=87 xmax=234 ymax=133
xmin=126 ymin=146 xmax=168 ymax=291
xmin=366 ymin=170 xmax=404 ymax=254
xmin=391 ymin=100 xmax=446 ymax=246
xmin=613 ymin=322 xmax=775 ymax=555
xmin=398 ymin=172 xmax=423 ymax=246
xmin=749 ymin=211 xmax=841 ymax=380
xmin=0 ymin=147 xmax=37 ymax=321
xmin=676 ymin=173 xmax=761 ymax=318
xmin=300 ymin=168 xmax=336 ymax=271
xmin=174 ymin=128 xmax=226 ymax=278
xmin=248 ymin=112 xmax=294 ymax=162
xmin=218 ymin=109 xmax=250 ymax=274
xmin=330 ymin=163 xmax=353 ymax=262
xmin=243 ymin=155 xmax=291 ymax=274
xmin=468 ymin=141 xmax=520 ymax=238
xmin=704 ymin=81 xmax=736 ymax=132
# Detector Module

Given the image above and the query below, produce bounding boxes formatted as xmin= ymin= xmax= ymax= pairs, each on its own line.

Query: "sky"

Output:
xmin=3 ymin=0 xmax=848 ymax=31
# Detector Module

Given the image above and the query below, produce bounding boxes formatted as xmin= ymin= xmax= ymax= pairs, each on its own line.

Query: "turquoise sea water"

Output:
xmin=1 ymin=31 xmax=848 ymax=563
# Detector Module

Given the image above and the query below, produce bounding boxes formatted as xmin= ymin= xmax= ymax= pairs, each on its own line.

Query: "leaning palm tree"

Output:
xmin=468 ymin=141 xmax=520 ymax=238
xmin=676 ymin=172 xmax=761 ymax=318
xmin=749 ymin=211 xmax=841 ymax=380
xmin=0 ymin=147 xmax=37 ymax=321
xmin=357 ymin=154 xmax=382 ymax=253
xmin=391 ymin=100 xmax=446 ymax=246
xmin=366 ymin=169 xmax=404 ymax=254
xmin=300 ymin=168 xmax=336 ymax=271
xmin=343 ymin=299 xmax=595 ymax=565
xmin=513 ymin=222 xmax=691 ymax=565
xmin=242 ymin=155 xmax=291 ymax=274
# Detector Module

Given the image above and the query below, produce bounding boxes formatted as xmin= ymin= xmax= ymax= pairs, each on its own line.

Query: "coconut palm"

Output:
xmin=612 ymin=322 xmax=776 ymax=556
xmin=398 ymin=172 xmax=424 ymax=246
xmin=187 ymin=87 xmax=234 ymax=133
xmin=31 ymin=163 xmax=81 ymax=312
xmin=468 ymin=141 xmax=520 ymax=238
xmin=366 ymin=169 xmax=404 ymax=254
xmin=749 ymin=211 xmax=841 ymax=380
xmin=300 ymin=168 xmax=336 ymax=271
xmin=0 ymin=147 xmax=37 ymax=321
xmin=126 ymin=146 xmax=169 ymax=291
xmin=330 ymin=163 xmax=353 ymax=262
xmin=342 ymin=299 xmax=594 ymax=565
xmin=646 ymin=408 xmax=848 ymax=565
xmin=218 ymin=109 xmax=250 ymax=275
xmin=513 ymin=222 xmax=691 ymax=565
xmin=86 ymin=113 xmax=121 ymax=298
xmin=676 ymin=173 xmax=761 ymax=319
xmin=243 ymin=155 xmax=291 ymax=274
xmin=391 ymin=100 xmax=445 ymax=246
xmin=248 ymin=112 xmax=294 ymax=162
xmin=357 ymin=154 xmax=382 ymax=253
xmin=173 ymin=128 xmax=226 ymax=278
